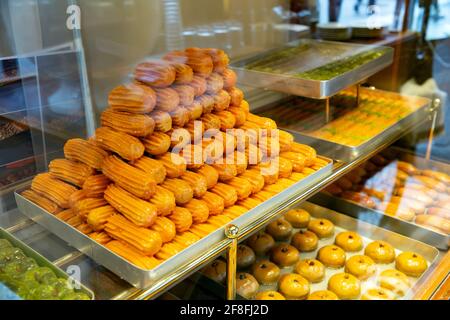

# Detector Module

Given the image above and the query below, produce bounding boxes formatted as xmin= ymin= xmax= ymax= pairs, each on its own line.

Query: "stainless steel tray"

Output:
xmin=231 ymin=39 xmax=394 ymax=99
xmin=0 ymin=227 xmax=95 ymax=300
xmin=255 ymin=89 xmax=432 ymax=162
xmin=207 ymin=201 xmax=440 ymax=300
xmin=14 ymin=157 xmax=333 ymax=289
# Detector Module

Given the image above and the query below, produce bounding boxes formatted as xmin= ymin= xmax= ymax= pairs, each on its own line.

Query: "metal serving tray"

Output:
xmin=0 ymin=227 xmax=95 ymax=300
xmin=231 ymin=39 xmax=394 ymax=99
xmin=14 ymin=157 xmax=333 ymax=289
xmin=206 ymin=202 xmax=440 ymax=300
xmin=311 ymin=148 xmax=450 ymax=250
xmin=255 ymin=89 xmax=431 ymax=162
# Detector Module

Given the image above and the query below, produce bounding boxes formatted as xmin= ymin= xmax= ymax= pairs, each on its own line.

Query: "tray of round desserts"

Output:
xmin=311 ymin=147 xmax=450 ymax=250
xmin=201 ymin=202 xmax=439 ymax=300
xmin=0 ymin=227 xmax=94 ymax=300
xmin=14 ymin=47 xmax=333 ymax=289
xmin=255 ymin=88 xmax=432 ymax=162
xmin=231 ymin=39 xmax=394 ymax=99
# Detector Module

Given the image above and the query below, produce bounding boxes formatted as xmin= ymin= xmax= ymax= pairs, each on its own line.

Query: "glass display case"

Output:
xmin=1 ymin=0 xmax=449 ymax=301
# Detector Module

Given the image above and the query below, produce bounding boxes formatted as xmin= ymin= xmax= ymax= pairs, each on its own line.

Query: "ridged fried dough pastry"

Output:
xmin=134 ymin=60 xmax=176 ymax=87
xmin=226 ymin=177 xmax=253 ymax=200
xmin=102 ymin=155 xmax=156 ymax=199
xmin=149 ymin=186 xmax=176 ymax=217
xmin=237 ymin=197 xmax=262 ymax=210
xmin=169 ymin=106 xmax=190 ymax=127
xmin=246 ymin=113 xmax=277 ymax=130
xmin=73 ymin=197 xmax=108 ymax=218
xmin=212 ymin=90 xmax=231 ymax=112
xmin=31 ymin=173 xmax=77 ymax=209
xmin=201 ymin=113 xmax=221 ymax=130
xmin=105 ymin=214 xmax=162 ymax=256
xmin=212 ymin=163 xmax=238 ymax=182
xmin=49 ymin=158 xmax=95 ymax=187
xmin=239 ymin=169 xmax=265 ymax=194
xmin=89 ymin=231 xmax=112 ymax=245
xmin=149 ymin=110 xmax=172 ymax=132
xmin=164 ymin=50 xmax=213 ymax=78
xmin=101 ymin=109 xmax=155 ymax=137
xmin=290 ymin=143 xmax=317 ymax=167
xmin=150 ymin=217 xmax=177 ymax=243
xmin=105 ymin=240 xmax=161 ymax=269
xmin=94 ymin=127 xmax=144 ymax=161
xmin=190 ymin=75 xmax=207 ymax=97
xmin=183 ymin=101 xmax=203 ymax=120
xmin=203 ymin=48 xmax=229 ymax=73
xmin=141 ymin=131 xmax=171 ymax=156
xmin=183 ymin=199 xmax=210 ymax=224
xmin=172 ymin=85 xmax=195 ymax=106
xmin=21 ymin=189 xmax=61 ymax=214
xmin=222 ymin=69 xmax=237 ymax=89
xmin=196 ymin=164 xmax=219 ymax=189
xmin=82 ymin=174 xmax=110 ymax=198
xmin=278 ymin=157 xmax=293 ymax=178
xmin=154 ymin=87 xmax=180 ymax=112
xmin=215 ymin=110 xmax=236 ymax=130
xmin=168 ymin=207 xmax=193 ymax=233
xmin=156 ymin=153 xmax=187 ymax=178
xmin=161 ymin=178 xmax=194 ymax=205
xmin=169 ymin=62 xmax=193 ymax=85
xmin=108 ymin=83 xmax=156 ymax=114
xmin=200 ymin=191 xmax=225 ymax=215
xmin=280 ymin=152 xmax=306 ymax=172
xmin=104 ymin=184 xmax=158 ymax=227
xmin=180 ymin=171 xmax=208 ymax=198
xmin=87 ymin=205 xmax=117 ymax=231
xmin=211 ymin=183 xmax=238 ymax=207
xmin=228 ymin=106 xmax=247 ymax=127
xmin=227 ymin=87 xmax=244 ymax=107
xmin=132 ymin=156 xmax=167 ymax=184
xmin=206 ymin=73 xmax=224 ymax=94
xmin=68 ymin=189 xmax=87 ymax=208
xmin=196 ymin=95 xmax=215 ymax=114
xmin=64 ymin=138 xmax=109 ymax=170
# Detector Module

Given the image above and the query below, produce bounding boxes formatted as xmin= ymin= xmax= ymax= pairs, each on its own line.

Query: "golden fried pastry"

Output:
xmin=195 ymin=164 xmax=219 ymax=190
xmin=236 ymin=272 xmax=259 ymax=299
xmin=155 ymin=242 xmax=183 ymax=260
xmin=278 ymin=130 xmax=294 ymax=152
xmin=203 ymin=48 xmax=229 ymax=73
xmin=31 ymin=173 xmax=77 ymax=209
xmin=227 ymin=87 xmax=244 ymax=106
xmin=180 ymin=171 xmax=208 ymax=198
xmin=415 ymin=214 xmax=450 ymax=234
xmin=345 ymin=255 xmax=376 ymax=280
xmin=141 ymin=132 xmax=171 ymax=156
xmin=291 ymin=230 xmax=319 ymax=252
xmin=89 ymin=231 xmax=112 ymax=245
xmin=284 ymin=209 xmax=310 ymax=228
xmin=389 ymin=196 xmax=425 ymax=214
xmin=255 ymin=291 xmax=285 ymax=300
xmin=73 ymin=197 xmax=108 ymax=218
xmin=68 ymin=189 xmax=87 ymax=208
xmin=66 ymin=214 xmax=83 ymax=227
xmin=328 ymin=273 xmax=361 ymax=300
xmin=77 ymin=221 xmax=94 ymax=233
xmin=195 ymin=94 xmax=214 ymax=114
xmin=189 ymin=222 xmax=216 ymax=238
xmin=271 ymin=244 xmax=299 ymax=267
xmin=94 ymin=127 xmax=144 ymax=161
xmin=160 ymin=178 xmax=193 ymax=205
xmin=174 ymin=49 xmax=214 ymax=77
xmin=49 ymin=158 xmax=95 ymax=187
xmin=105 ymin=214 xmax=162 ymax=256
xmin=251 ymin=190 xmax=275 ymax=202
xmin=266 ymin=218 xmax=293 ymax=241
xmin=87 ymin=205 xmax=117 ymax=231
xmin=421 ymin=169 xmax=450 ymax=184
xmin=105 ymin=240 xmax=161 ymax=269
xmin=101 ymin=109 xmax=155 ymax=137
xmin=247 ymin=231 xmax=275 ymax=255
xmin=104 ymin=184 xmax=158 ymax=227
xmin=226 ymin=177 xmax=252 ymax=200
xmin=222 ymin=205 xmax=247 ymax=219
xmin=212 ymin=163 xmax=238 ymax=182
xmin=295 ymin=259 xmax=325 ymax=283
xmin=102 ymin=155 xmax=156 ymax=199
xmin=412 ymin=175 xmax=446 ymax=192
xmin=280 ymin=152 xmax=306 ymax=172
xmin=183 ymin=199 xmax=209 ymax=224
xmin=246 ymin=113 xmax=277 ymax=130
xmin=231 ymin=151 xmax=248 ymax=175
xmin=239 ymin=170 xmax=265 ymax=194
xmin=149 ymin=186 xmax=176 ymax=217
xmin=290 ymin=143 xmax=317 ymax=167
xmin=278 ymin=157 xmax=293 ymax=179
xmin=278 ymin=273 xmax=309 ymax=300
xmin=395 ymin=188 xmax=433 ymax=206
xmin=149 ymin=110 xmax=172 ymax=133
xmin=317 ymin=245 xmax=346 ymax=268
xmin=222 ymin=69 xmax=237 ymax=89
xmin=169 ymin=107 xmax=190 ymax=128
xmin=132 ymin=156 xmax=166 ymax=185
xmin=64 ymin=138 xmax=109 ymax=170
xmin=335 ymin=231 xmax=364 ymax=252
xmin=21 ymin=189 xmax=61 ymax=214
xmin=172 ymin=85 xmax=195 ymax=106
xmin=395 ymin=252 xmax=427 ymax=277
xmin=149 ymin=216 xmax=176 ymax=243
xmin=308 ymin=218 xmax=334 ymax=239
xmin=215 ymin=110 xmax=236 ymax=131
xmin=307 ymin=290 xmax=339 ymax=300
xmin=156 ymin=152 xmax=187 ymax=178
xmin=210 ymin=182 xmax=238 ymax=208
xmin=134 ymin=60 xmax=176 ymax=87
xmin=200 ymin=191 xmax=225 ymax=216
xmin=361 ymin=287 xmax=395 ymax=300
xmin=169 ymin=62 xmax=193 ymax=85
xmin=205 ymin=72 xmax=224 ymax=94
xmin=364 ymin=240 xmax=396 ymax=264
xmin=154 ymin=87 xmax=179 ymax=112
xmin=82 ymin=174 xmax=110 ymax=198
xmin=377 ymin=201 xmax=416 ymax=221
xmin=184 ymin=102 xmax=203 ymax=122
xmin=253 ymin=161 xmax=279 ymax=185
xmin=239 ymin=100 xmax=250 ymax=114
xmin=168 ymin=206 xmax=193 ymax=233
xmin=379 ymin=269 xmax=410 ymax=297
xmin=207 ymin=215 xmax=233 ymax=228
xmin=202 ymin=260 xmax=227 ymax=284
xmin=108 ymin=83 xmax=156 ymax=114
xmin=227 ymin=106 xmax=247 ymax=127
xmin=236 ymin=245 xmax=256 ymax=269
xmin=201 ymin=113 xmax=221 ymax=130
xmin=212 ymin=90 xmax=231 ymax=112
xmin=251 ymin=259 xmax=280 ymax=284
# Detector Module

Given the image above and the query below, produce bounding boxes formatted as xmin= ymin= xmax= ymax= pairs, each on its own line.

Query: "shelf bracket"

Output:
xmin=325 ymin=97 xmax=330 ymax=123
xmin=225 ymin=224 xmax=239 ymax=300
xmin=425 ymin=98 xmax=441 ymax=161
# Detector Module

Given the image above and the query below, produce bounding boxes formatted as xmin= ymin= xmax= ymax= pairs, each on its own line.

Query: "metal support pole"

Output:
xmin=325 ymin=97 xmax=330 ymax=123
xmin=225 ymin=224 xmax=239 ymax=300
xmin=425 ymin=98 xmax=441 ymax=160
